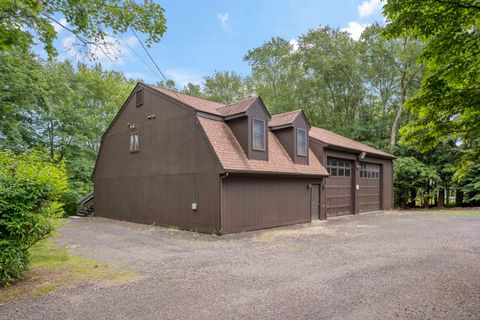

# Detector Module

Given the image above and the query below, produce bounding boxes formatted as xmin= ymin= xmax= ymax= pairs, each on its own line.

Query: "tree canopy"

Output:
xmin=1 ymin=0 xmax=166 ymax=58
xmin=383 ymin=0 xmax=480 ymax=175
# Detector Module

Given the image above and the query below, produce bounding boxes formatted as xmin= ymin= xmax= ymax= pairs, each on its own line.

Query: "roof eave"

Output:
xmin=223 ymin=168 xmax=329 ymax=177
xmin=309 ymin=137 xmax=396 ymax=159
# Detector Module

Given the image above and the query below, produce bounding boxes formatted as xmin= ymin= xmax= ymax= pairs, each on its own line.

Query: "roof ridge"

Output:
xmin=311 ymin=126 xmax=395 ymax=158
xmin=218 ymin=96 xmax=258 ymax=109
xmin=271 ymin=109 xmax=303 ymax=117
xmin=144 ymin=83 xmax=225 ymax=107
xmin=312 ymin=127 xmax=362 ymax=144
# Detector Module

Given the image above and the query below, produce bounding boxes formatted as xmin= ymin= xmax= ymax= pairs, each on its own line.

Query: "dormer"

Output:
xmin=216 ymin=97 xmax=271 ymax=161
xmin=269 ymin=110 xmax=310 ymax=165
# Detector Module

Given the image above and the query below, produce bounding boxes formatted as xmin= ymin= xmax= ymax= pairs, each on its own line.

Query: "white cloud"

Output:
xmin=358 ymin=0 xmax=383 ymax=17
xmin=289 ymin=39 xmax=299 ymax=52
xmin=164 ymin=69 xmax=202 ymax=87
xmin=341 ymin=22 xmax=368 ymax=41
xmin=53 ymin=18 xmax=68 ymax=33
xmin=61 ymin=34 xmax=138 ymax=65
xmin=217 ymin=13 xmax=229 ymax=30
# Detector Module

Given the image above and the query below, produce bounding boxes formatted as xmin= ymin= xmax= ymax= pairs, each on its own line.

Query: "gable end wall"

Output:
xmin=93 ymin=85 xmax=223 ymax=233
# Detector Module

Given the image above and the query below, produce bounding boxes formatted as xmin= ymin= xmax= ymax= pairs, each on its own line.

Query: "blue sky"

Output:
xmin=50 ymin=0 xmax=384 ymax=88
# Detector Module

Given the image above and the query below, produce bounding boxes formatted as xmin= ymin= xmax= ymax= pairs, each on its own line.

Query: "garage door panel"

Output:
xmin=325 ymin=158 xmax=353 ymax=217
xmin=359 ymin=163 xmax=381 ymax=212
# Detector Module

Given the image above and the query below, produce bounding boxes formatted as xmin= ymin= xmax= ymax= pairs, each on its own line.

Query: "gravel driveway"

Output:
xmin=1 ymin=210 xmax=480 ymax=320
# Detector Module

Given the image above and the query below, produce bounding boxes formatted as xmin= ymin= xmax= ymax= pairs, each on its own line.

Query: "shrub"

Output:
xmin=0 ymin=149 xmax=68 ymax=286
xmin=393 ymin=157 xmax=441 ymax=208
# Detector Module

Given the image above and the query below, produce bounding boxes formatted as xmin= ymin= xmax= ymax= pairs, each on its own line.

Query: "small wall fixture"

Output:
xmin=127 ymin=123 xmax=135 ymax=129
xmin=192 ymin=203 xmax=197 ymax=211
xmin=147 ymin=114 xmax=156 ymax=120
xmin=359 ymin=152 xmax=366 ymax=160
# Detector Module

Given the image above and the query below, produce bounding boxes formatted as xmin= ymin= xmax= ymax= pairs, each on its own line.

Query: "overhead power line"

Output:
xmin=119 ymin=36 xmax=163 ymax=80
xmin=130 ymin=28 xmax=175 ymax=83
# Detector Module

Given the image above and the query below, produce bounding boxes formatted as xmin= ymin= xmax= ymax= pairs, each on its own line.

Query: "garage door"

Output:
xmin=221 ymin=175 xmax=314 ymax=233
xmin=325 ymin=158 xmax=353 ymax=217
xmin=358 ymin=163 xmax=381 ymax=212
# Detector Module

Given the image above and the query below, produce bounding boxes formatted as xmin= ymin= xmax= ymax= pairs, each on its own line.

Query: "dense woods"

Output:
xmin=1 ymin=0 xmax=479 ymax=284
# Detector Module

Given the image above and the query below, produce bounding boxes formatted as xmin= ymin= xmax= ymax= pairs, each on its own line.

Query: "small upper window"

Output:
xmin=130 ymin=132 xmax=139 ymax=152
xmin=136 ymin=89 xmax=144 ymax=107
xmin=296 ymin=128 xmax=307 ymax=156
xmin=252 ymin=119 xmax=266 ymax=151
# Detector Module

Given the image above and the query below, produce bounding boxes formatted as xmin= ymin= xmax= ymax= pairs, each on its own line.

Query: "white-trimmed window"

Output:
xmin=297 ymin=128 xmax=307 ymax=156
xmin=130 ymin=132 xmax=139 ymax=152
xmin=252 ymin=119 xmax=266 ymax=150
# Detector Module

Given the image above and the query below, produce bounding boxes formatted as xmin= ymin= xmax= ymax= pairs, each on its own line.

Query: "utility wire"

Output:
xmin=119 ymin=36 xmax=163 ymax=80
xmin=129 ymin=27 xmax=182 ymax=100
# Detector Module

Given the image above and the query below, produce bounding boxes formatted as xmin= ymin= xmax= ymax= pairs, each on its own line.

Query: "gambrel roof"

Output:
xmin=198 ymin=116 xmax=328 ymax=176
xmin=143 ymin=84 xmax=394 ymax=175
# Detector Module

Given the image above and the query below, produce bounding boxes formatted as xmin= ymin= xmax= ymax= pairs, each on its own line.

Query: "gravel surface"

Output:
xmin=1 ymin=210 xmax=479 ymax=320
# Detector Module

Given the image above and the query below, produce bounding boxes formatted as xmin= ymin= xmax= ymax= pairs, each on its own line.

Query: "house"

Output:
xmin=92 ymin=83 xmax=395 ymax=234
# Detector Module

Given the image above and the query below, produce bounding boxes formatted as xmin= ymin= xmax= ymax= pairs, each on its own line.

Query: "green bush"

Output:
xmin=394 ymin=157 xmax=440 ymax=208
xmin=0 ymin=149 xmax=68 ymax=286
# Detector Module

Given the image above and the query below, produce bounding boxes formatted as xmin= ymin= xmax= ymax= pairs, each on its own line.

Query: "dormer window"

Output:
xmin=136 ymin=89 xmax=144 ymax=107
xmin=253 ymin=119 xmax=266 ymax=151
xmin=297 ymin=128 xmax=307 ymax=156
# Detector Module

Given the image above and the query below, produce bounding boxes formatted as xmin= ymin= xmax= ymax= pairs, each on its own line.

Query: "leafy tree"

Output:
xmin=459 ymin=162 xmax=480 ymax=204
xmin=1 ymin=0 xmax=166 ymax=58
xmin=202 ymin=70 xmax=248 ymax=104
xmin=360 ymin=24 xmax=424 ymax=149
xmin=393 ymin=156 xmax=441 ymax=208
xmin=0 ymin=53 xmax=135 ymax=214
xmin=244 ymin=37 xmax=299 ymax=114
xmin=0 ymin=149 xmax=68 ymax=285
xmin=0 ymin=52 xmax=45 ymax=150
xmin=182 ymin=82 xmax=203 ymax=97
xmin=156 ymin=79 xmax=177 ymax=90
xmin=296 ymin=27 xmax=365 ymax=137
xmin=384 ymin=0 xmax=480 ymax=171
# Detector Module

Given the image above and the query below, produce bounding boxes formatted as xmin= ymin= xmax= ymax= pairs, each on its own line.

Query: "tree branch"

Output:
xmin=434 ymin=0 xmax=480 ymax=11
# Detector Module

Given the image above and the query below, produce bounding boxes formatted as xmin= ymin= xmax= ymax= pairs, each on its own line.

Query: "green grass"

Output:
xmin=422 ymin=209 xmax=480 ymax=217
xmin=0 ymin=239 xmax=140 ymax=304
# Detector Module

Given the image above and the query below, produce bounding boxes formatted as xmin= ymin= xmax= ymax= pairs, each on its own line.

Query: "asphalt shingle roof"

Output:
xmin=198 ymin=116 xmax=328 ymax=176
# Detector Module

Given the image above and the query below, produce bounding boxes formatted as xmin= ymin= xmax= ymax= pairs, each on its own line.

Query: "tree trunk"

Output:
xmin=48 ymin=120 xmax=55 ymax=159
xmin=455 ymin=189 xmax=464 ymax=207
xmin=446 ymin=187 xmax=450 ymax=206
xmin=438 ymin=188 xmax=445 ymax=208
xmin=424 ymin=195 xmax=430 ymax=208
xmin=410 ymin=188 xmax=417 ymax=207
xmin=390 ymin=75 xmax=407 ymax=148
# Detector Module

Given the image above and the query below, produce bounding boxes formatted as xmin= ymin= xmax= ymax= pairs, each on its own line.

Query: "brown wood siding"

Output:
xmin=226 ymin=116 xmax=248 ymax=156
xmin=272 ymin=115 xmax=309 ymax=165
xmin=246 ymin=101 xmax=269 ymax=161
xmin=221 ymin=174 xmax=322 ymax=233
xmin=309 ymin=140 xmax=326 ymax=166
xmin=311 ymin=184 xmax=320 ymax=220
xmin=93 ymin=85 xmax=222 ymax=233
xmin=274 ymin=127 xmax=295 ymax=160
xmin=292 ymin=115 xmax=309 ymax=165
